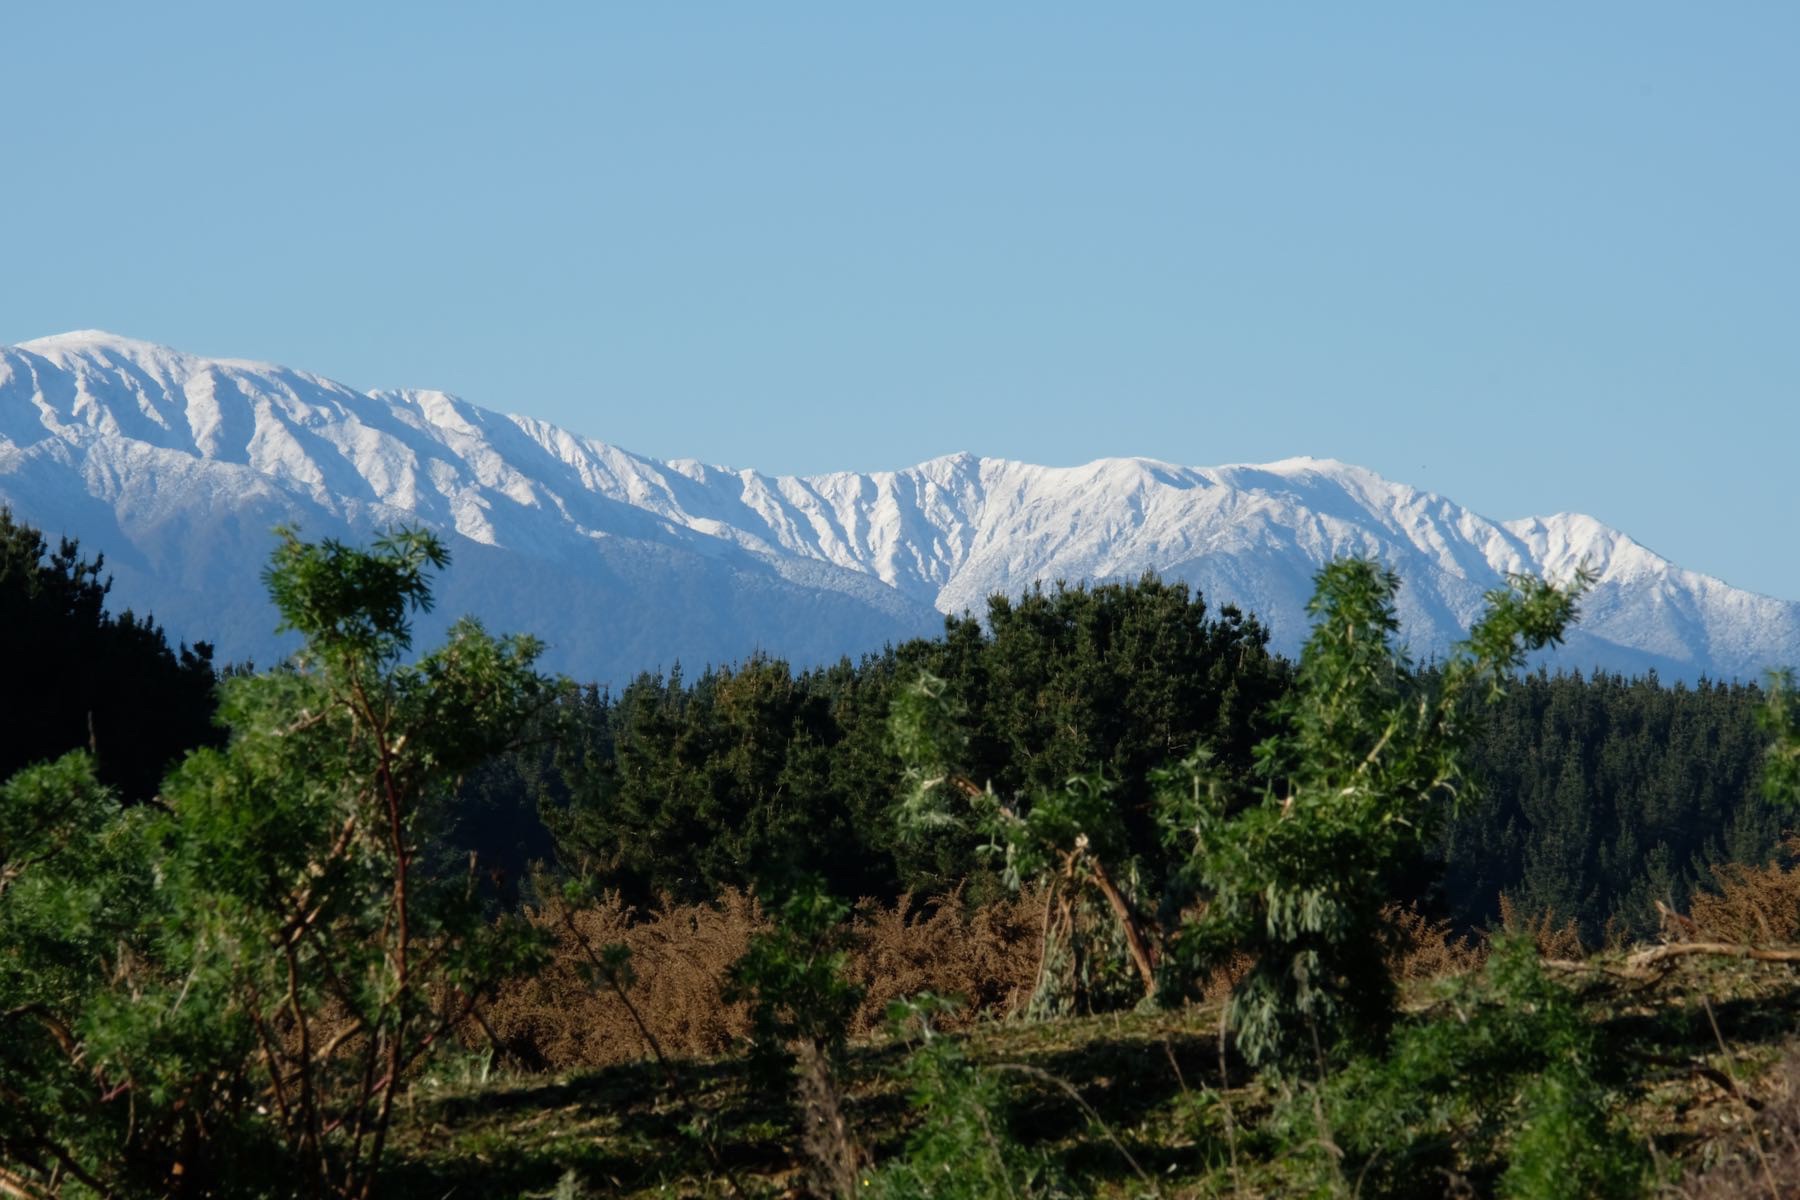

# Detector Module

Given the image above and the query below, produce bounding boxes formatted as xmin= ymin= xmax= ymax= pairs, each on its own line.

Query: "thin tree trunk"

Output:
xmin=1086 ymin=855 xmax=1158 ymax=998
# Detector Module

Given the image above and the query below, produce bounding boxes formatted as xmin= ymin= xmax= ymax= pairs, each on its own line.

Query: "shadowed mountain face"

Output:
xmin=2 ymin=331 xmax=1795 ymax=683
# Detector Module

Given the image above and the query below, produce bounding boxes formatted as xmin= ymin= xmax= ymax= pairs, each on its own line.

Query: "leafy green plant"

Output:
xmin=728 ymin=878 xmax=868 ymax=1198
xmin=1158 ymin=559 xmax=1586 ymax=1073
xmin=1501 ymin=1069 xmax=1647 ymax=1200
xmin=869 ymin=994 xmax=1074 ymax=1200
xmin=1 ymin=527 xmax=556 ymax=1197
xmin=892 ymin=672 xmax=1158 ymax=1012
xmin=1297 ymin=937 xmax=1647 ymax=1199
xmin=1760 ymin=669 xmax=1799 ymax=809
xmin=729 ymin=880 xmax=864 ymax=1067
xmin=0 ymin=754 xmax=176 ymax=1193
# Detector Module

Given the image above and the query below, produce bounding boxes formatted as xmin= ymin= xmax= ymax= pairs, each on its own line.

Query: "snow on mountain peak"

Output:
xmin=19 ymin=329 xmax=184 ymax=356
xmin=1 ymin=332 xmax=1795 ymax=683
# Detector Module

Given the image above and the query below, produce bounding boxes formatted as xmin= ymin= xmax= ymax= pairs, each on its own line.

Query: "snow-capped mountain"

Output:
xmin=2 ymin=331 xmax=1795 ymax=683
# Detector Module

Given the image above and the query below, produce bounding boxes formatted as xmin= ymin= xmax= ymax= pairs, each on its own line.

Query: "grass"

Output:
xmin=383 ymin=955 xmax=1800 ymax=1198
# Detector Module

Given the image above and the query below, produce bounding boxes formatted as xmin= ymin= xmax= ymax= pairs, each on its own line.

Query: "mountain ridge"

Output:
xmin=2 ymin=330 xmax=1794 ymax=683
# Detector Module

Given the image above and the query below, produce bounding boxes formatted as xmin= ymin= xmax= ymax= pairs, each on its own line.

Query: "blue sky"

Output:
xmin=5 ymin=3 xmax=1797 ymax=600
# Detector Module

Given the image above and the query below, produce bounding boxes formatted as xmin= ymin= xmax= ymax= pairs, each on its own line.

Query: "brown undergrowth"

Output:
xmin=481 ymin=890 xmax=1497 ymax=1072
xmin=1382 ymin=902 xmax=1486 ymax=982
xmin=404 ymin=858 xmax=1800 ymax=1197
xmin=1497 ymin=890 xmax=1588 ymax=959
xmin=482 ymin=886 xmax=1046 ymax=1071
xmin=1689 ymin=835 xmax=1800 ymax=946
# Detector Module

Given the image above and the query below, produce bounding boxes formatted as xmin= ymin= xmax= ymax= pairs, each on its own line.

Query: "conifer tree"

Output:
xmin=0 ymin=506 xmax=220 ymax=801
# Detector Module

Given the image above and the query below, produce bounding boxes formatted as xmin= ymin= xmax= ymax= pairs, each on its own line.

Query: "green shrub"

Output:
xmin=728 ymin=878 xmax=868 ymax=1198
xmin=1761 ymin=668 xmax=1799 ymax=809
xmin=1295 ymin=937 xmax=1647 ymax=1198
xmin=1158 ymin=560 xmax=1585 ymax=1073
xmin=729 ymin=879 xmax=865 ymax=1068
xmin=0 ymin=528 xmax=555 ymax=1197
xmin=870 ymin=995 xmax=1074 ymax=1200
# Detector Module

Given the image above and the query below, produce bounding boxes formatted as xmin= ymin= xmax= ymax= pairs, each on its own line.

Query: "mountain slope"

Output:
xmin=2 ymin=331 xmax=1794 ymax=682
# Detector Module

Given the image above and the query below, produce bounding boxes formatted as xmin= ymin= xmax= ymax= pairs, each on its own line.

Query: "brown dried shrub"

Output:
xmin=484 ymin=886 xmax=1516 ymax=1076
xmin=484 ymin=888 xmax=765 ymax=1071
xmin=1381 ymin=903 xmax=1485 ymax=982
xmin=849 ymin=887 xmax=1044 ymax=1034
xmin=483 ymin=886 xmax=1048 ymax=1071
xmin=1496 ymin=892 xmax=1585 ymax=959
xmin=1689 ymin=836 xmax=1800 ymax=946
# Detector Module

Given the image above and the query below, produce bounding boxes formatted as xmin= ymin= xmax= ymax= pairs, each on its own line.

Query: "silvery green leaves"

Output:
xmin=1760 ymin=669 xmax=1800 ymax=808
xmin=1158 ymin=558 xmax=1585 ymax=1073
xmin=890 ymin=669 xmax=981 ymax=836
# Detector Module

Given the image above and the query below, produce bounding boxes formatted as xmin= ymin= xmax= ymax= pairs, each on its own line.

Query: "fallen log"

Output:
xmin=1625 ymin=942 xmax=1800 ymax=970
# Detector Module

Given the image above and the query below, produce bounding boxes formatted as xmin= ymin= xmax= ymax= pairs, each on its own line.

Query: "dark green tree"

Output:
xmin=551 ymin=656 xmax=890 ymax=902
xmin=1445 ymin=670 xmax=1777 ymax=939
xmin=0 ymin=507 xmax=220 ymax=800
xmin=893 ymin=576 xmax=1286 ymax=894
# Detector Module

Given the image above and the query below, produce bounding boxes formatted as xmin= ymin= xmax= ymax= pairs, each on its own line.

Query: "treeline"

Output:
xmin=459 ymin=592 xmax=1780 ymax=943
xmin=522 ymin=577 xmax=1288 ymax=908
xmin=1452 ymin=670 xmax=1778 ymax=939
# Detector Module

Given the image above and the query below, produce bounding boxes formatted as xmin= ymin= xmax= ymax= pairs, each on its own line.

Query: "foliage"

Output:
xmin=1760 ymin=668 xmax=1800 ymax=809
xmin=869 ymin=995 xmax=1073 ymax=1200
xmin=369 ymin=947 xmax=1800 ymax=1199
xmin=1302 ymin=938 xmax=1648 ymax=1199
xmin=1450 ymin=668 xmax=1779 ymax=941
xmin=1687 ymin=835 xmax=1800 ymax=943
xmin=11 ymin=510 xmax=1792 ymax=1197
xmin=728 ymin=879 xmax=865 ymax=1067
xmin=546 ymin=656 xmax=895 ymax=905
xmin=880 ymin=580 xmax=1287 ymax=1014
xmin=429 ymin=689 xmax=579 ymax=909
xmin=0 ymin=527 xmax=556 ymax=1197
xmin=727 ymin=878 xmax=868 ymax=1197
xmin=484 ymin=886 xmax=1044 ymax=1072
xmin=893 ymin=668 xmax=1158 ymax=1011
xmin=453 ymin=569 xmax=1780 ymax=947
xmin=542 ymin=576 xmax=1286 ymax=909
xmin=0 ymin=506 xmax=220 ymax=800
xmin=0 ymin=754 xmax=170 ymax=1193
xmin=1158 ymin=559 xmax=1585 ymax=1072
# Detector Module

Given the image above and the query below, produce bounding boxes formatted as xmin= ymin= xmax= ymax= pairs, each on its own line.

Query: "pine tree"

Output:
xmin=0 ymin=507 xmax=220 ymax=801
